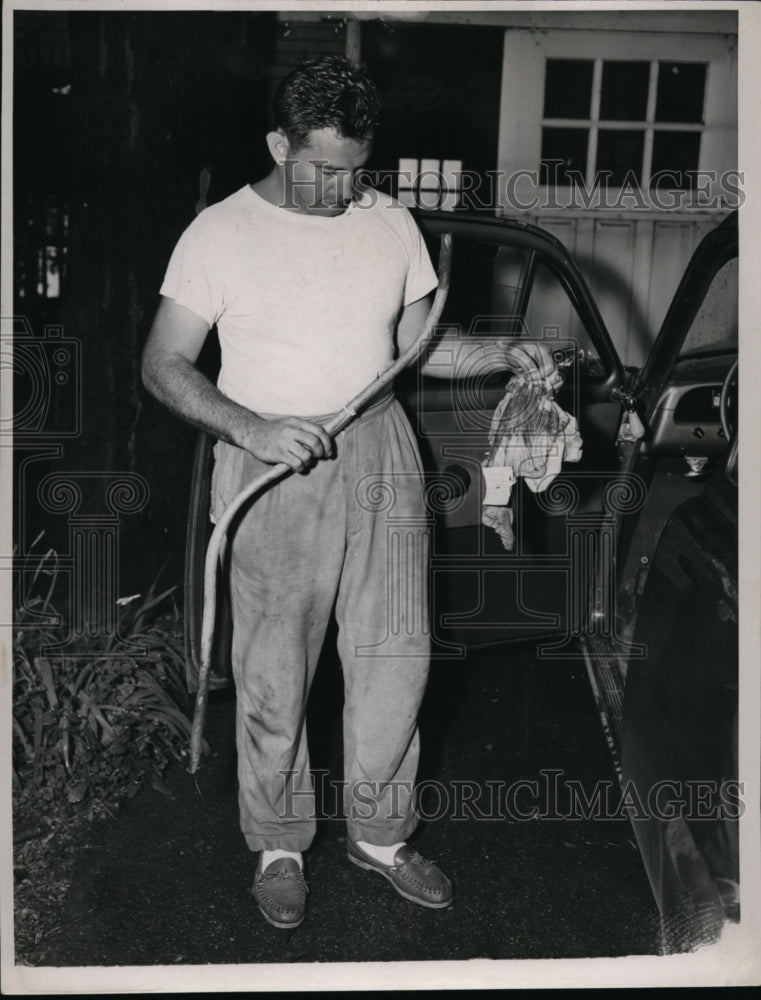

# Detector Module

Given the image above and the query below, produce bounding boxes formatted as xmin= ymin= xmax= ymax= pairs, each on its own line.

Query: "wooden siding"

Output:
xmin=524 ymin=214 xmax=725 ymax=367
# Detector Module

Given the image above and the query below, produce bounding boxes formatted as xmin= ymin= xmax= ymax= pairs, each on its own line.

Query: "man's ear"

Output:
xmin=266 ymin=129 xmax=291 ymax=166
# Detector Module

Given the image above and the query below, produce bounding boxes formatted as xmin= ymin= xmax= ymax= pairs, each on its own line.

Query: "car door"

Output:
xmin=613 ymin=215 xmax=739 ymax=949
xmin=581 ymin=213 xmax=739 ymax=762
xmin=402 ymin=211 xmax=628 ymax=655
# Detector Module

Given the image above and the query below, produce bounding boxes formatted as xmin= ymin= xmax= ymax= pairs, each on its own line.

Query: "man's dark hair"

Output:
xmin=273 ymin=55 xmax=381 ymax=150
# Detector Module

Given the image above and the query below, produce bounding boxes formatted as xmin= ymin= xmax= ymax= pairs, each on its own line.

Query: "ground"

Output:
xmin=12 ymin=635 xmax=662 ymax=966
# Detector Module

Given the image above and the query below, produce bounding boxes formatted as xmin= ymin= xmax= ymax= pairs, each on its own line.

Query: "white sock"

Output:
xmin=261 ymin=849 xmax=303 ymax=870
xmin=356 ymin=840 xmax=405 ymax=866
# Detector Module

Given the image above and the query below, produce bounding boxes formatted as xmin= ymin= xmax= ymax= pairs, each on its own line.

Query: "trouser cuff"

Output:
xmin=346 ymin=814 xmax=419 ymax=846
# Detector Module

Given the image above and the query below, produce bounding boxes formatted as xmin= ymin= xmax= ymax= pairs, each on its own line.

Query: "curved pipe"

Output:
xmin=188 ymin=233 xmax=453 ymax=772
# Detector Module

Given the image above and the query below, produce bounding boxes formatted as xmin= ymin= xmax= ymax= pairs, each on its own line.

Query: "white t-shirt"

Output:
xmin=160 ymin=185 xmax=438 ymax=415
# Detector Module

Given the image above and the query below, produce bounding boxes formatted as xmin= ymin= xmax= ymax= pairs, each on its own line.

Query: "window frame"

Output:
xmin=412 ymin=209 xmax=625 ymax=401
xmin=498 ymin=28 xmax=737 ymax=215
xmin=540 ymin=56 xmax=708 ymax=191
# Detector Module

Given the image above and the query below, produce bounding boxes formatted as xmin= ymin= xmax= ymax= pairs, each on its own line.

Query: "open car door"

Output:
xmin=403 ymin=211 xmax=629 ymax=656
xmin=612 ymin=214 xmax=739 ymax=949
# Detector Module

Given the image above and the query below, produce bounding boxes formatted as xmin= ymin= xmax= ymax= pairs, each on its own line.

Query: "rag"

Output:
xmin=481 ymin=341 xmax=583 ymax=550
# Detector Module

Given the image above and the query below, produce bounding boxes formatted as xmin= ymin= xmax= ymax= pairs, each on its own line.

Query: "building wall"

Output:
xmin=495 ymin=20 xmax=738 ymax=367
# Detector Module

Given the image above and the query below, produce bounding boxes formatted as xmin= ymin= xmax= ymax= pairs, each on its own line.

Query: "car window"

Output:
xmin=523 ymin=260 xmax=602 ymax=372
xmin=437 ymin=239 xmax=530 ymax=336
xmin=679 ymin=257 xmax=738 ymax=358
xmin=427 ymin=231 xmax=606 ymax=375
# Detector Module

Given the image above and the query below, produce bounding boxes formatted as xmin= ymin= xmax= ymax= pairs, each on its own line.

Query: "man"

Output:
xmin=142 ymin=55 xmax=453 ymax=929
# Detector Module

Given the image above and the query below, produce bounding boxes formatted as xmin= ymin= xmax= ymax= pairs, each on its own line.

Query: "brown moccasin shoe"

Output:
xmin=347 ymin=841 xmax=453 ymax=909
xmin=251 ymin=856 xmax=309 ymax=929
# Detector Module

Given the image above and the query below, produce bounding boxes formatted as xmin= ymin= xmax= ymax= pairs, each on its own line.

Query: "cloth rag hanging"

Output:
xmin=481 ymin=342 xmax=583 ymax=550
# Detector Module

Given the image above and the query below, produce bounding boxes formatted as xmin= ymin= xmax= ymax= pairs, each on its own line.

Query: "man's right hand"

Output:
xmin=142 ymin=298 xmax=335 ymax=473
xmin=243 ymin=416 xmax=334 ymax=473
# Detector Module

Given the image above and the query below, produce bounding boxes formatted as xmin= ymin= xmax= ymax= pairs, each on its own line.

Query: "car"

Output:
xmin=183 ymin=206 xmax=739 ymax=951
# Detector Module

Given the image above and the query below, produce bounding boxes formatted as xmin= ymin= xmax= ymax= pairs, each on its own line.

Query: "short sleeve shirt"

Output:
xmin=160 ymin=186 xmax=438 ymax=415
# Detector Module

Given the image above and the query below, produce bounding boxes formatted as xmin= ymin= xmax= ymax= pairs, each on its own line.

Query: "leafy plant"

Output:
xmin=12 ymin=541 xmax=200 ymax=822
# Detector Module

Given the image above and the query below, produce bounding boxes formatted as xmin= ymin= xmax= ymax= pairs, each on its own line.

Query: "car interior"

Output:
xmin=618 ymin=242 xmax=739 ymax=941
xmin=616 ymin=253 xmax=738 ymax=648
xmin=405 ymin=218 xmax=633 ymax=649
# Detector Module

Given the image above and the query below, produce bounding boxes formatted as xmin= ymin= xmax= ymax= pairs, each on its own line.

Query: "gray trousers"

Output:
xmin=211 ymin=394 xmax=431 ymax=851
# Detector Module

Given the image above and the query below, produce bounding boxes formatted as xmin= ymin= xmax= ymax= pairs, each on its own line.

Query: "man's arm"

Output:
xmin=141 ymin=297 xmax=332 ymax=472
xmin=396 ymin=296 xmax=519 ymax=379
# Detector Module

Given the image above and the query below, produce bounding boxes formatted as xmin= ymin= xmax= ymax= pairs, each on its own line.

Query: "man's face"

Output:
xmin=282 ymin=127 xmax=372 ymax=216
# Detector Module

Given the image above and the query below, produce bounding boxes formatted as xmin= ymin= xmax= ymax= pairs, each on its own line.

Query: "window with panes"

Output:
xmin=540 ymin=58 xmax=707 ymax=191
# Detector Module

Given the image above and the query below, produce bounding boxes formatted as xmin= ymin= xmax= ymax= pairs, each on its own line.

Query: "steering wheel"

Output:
xmin=719 ymin=358 xmax=738 ymax=484
xmin=719 ymin=358 xmax=738 ymax=441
